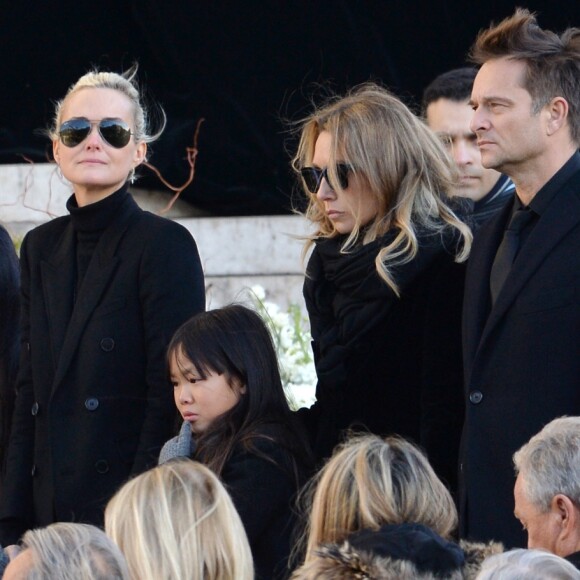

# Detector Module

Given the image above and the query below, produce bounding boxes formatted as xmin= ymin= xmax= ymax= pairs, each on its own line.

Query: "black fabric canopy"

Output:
xmin=0 ymin=1 xmax=576 ymax=215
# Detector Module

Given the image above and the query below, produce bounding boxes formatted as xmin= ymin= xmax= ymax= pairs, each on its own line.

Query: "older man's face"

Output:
xmin=514 ymin=473 xmax=562 ymax=554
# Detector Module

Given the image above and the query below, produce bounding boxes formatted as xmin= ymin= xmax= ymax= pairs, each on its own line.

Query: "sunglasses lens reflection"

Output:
xmin=58 ymin=119 xmax=132 ymax=149
xmin=300 ymin=164 xmax=351 ymax=193
xmin=99 ymin=120 xmax=132 ymax=148
xmin=301 ymin=168 xmax=322 ymax=193
xmin=335 ymin=164 xmax=350 ymax=189
xmin=59 ymin=120 xmax=91 ymax=147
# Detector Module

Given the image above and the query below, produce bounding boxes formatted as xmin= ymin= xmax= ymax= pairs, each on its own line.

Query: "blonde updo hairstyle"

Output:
xmin=49 ymin=65 xmax=165 ymax=170
xmin=292 ymin=83 xmax=472 ymax=295
xmin=105 ymin=459 xmax=254 ymax=580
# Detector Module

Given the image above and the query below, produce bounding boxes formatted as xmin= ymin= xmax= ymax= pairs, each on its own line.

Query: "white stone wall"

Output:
xmin=0 ymin=163 xmax=312 ymax=313
xmin=0 ymin=163 xmax=71 ymax=237
xmin=179 ymin=215 xmax=311 ymax=310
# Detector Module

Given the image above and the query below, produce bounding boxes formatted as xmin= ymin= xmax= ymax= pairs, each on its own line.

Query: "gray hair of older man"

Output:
xmin=18 ymin=522 xmax=129 ymax=580
xmin=476 ymin=548 xmax=580 ymax=580
xmin=513 ymin=416 xmax=580 ymax=512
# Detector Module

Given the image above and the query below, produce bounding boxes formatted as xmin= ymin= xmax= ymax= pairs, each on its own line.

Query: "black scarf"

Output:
xmin=303 ymin=230 xmax=453 ymax=406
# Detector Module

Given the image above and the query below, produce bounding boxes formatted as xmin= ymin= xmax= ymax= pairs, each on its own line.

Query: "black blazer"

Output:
xmin=221 ymin=434 xmax=307 ymax=580
xmin=0 ymin=194 xmax=205 ymax=544
xmin=460 ymin=165 xmax=580 ymax=548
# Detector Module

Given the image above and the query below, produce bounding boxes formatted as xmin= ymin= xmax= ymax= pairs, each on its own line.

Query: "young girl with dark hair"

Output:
xmin=159 ymin=304 xmax=313 ymax=580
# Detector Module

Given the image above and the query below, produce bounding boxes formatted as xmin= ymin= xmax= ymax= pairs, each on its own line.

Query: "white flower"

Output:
xmin=247 ymin=285 xmax=317 ymax=410
xmin=250 ymin=285 xmax=266 ymax=301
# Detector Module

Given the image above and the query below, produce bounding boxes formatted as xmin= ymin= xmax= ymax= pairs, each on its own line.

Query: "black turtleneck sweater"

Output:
xmin=66 ymin=185 xmax=129 ymax=296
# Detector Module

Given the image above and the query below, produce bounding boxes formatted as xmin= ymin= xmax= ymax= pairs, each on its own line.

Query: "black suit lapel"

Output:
xmin=51 ymin=199 xmax=141 ymax=391
xmin=478 ymin=180 xmax=580 ymax=352
xmin=41 ymin=224 xmax=76 ymax=369
xmin=463 ymin=200 xmax=512 ymax=378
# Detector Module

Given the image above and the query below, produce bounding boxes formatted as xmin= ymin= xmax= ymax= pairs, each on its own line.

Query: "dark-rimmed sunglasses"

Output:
xmin=300 ymin=164 xmax=353 ymax=194
xmin=58 ymin=118 xmax=133 ymax=149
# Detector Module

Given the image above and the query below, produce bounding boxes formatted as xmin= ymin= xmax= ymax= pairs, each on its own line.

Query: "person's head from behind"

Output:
xmin=476 ymin=548 xmax=580 ymax=580
xmin=167 ymin=305 xmax=292 ymax=467
xmin=49 ymin=66 xmax=163 ymax=206
xmin=513 ymin=416 xmax=580 ymax=558
xmin=423 ymin=67 xmax=501 ymax=201
xmin=3 ymin=523 xmax=129 ymax=580
xmin=301 ymin=434 xmax=457 ymax=563
xmin=469 ymin=9 xmax=579 ymax=175
xmin=105 ymin=459 xmax=254 ymax=580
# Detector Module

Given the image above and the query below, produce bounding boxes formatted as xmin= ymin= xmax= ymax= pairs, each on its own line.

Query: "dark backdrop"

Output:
xmin=1 ymin=1 xmax=577 ymax=215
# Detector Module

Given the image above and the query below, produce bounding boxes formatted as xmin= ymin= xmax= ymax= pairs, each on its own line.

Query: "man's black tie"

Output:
xmin=490 ymin=207 xmax=534 ymax=304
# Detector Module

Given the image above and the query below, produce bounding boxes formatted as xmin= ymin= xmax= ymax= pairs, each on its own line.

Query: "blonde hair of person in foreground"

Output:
xmin=296 ymin=433 xmax=458 ymax=566
xmin=105 ymin=458 xmax=254 ymax=580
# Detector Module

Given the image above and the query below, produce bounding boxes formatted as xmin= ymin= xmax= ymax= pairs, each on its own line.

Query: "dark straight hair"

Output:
xmin=167 ymin=304 xmax=313 ymax=477
xmin=421 ymin=67 xmax=478 ymax=115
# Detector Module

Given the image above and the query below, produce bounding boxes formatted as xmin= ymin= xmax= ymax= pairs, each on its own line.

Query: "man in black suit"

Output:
xmin=460 ymin=8 xmax=580 ymax=548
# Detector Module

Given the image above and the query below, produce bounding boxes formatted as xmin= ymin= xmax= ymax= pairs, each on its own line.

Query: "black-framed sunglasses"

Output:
xmin=58 ymin=118 xmax=133 ymax=149
xmin=300 ymin=163 xmax=353 ymax=194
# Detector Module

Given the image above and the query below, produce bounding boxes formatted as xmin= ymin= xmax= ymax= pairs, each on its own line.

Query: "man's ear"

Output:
xmin=552 ymin=493 xmax=580 ymax=549
xmin=544 ymin=97 xmax=569 ymax=137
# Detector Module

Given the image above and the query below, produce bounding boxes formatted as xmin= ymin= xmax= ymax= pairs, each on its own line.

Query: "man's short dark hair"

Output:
xmin=422 ymin=67 xmax=478 ymax=116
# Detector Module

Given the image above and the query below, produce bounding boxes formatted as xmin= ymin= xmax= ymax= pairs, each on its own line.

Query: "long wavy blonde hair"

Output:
xmin=292 ymin=83 xmax=472 ymax=295
xmin=296 ymin=434 xmax=458 ymax=567
xmin=105 ymin=459 xmax=254 ymax=580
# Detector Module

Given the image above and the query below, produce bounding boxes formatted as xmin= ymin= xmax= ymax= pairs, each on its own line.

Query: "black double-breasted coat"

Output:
xmin=460 ymin=153 xmax=580 ymax=548
xmin=0 ymin=192 xmax=205 ymax=544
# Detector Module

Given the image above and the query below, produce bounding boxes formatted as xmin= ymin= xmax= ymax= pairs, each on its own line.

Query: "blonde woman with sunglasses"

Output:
xmin=0 ymin=67 xmax=205 ymax=548
xmin=293 ymin=83 xmax=472 ymax=493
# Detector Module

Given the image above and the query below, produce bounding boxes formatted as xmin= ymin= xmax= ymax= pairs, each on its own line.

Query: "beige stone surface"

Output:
xmin=1 ymin=163 xmax=312 ymax=314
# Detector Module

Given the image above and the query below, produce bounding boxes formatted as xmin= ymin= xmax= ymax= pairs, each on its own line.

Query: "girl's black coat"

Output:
xmin=0 ymin=194 xmax=205 ymax=544
xmin=302 ymin=233 xmax=466 ymax=492
xmin=220 ymin=432 xmax=306 ymax=580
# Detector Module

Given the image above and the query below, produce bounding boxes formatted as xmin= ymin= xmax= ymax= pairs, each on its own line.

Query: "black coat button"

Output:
xmin=85 ymin=398 xmax=99 ymax=411
xmin=100 ymin=337 xmax=115 ymax=352
xmin=31 ymin=402 xmax=39 ymax=416
xmin=95 ymin=460 xmax=109 ymax=474
xmin=469 ymin=390 xmax=483 ymax=404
